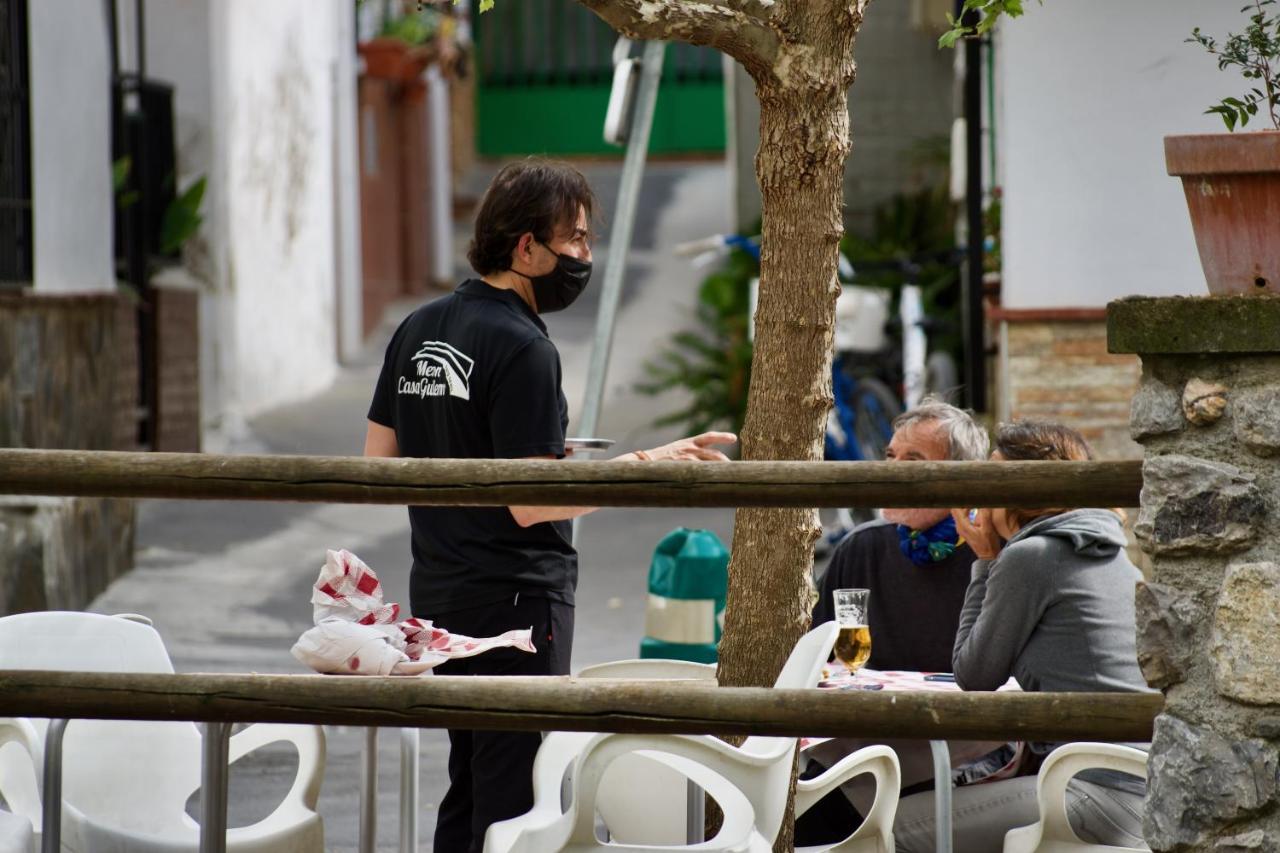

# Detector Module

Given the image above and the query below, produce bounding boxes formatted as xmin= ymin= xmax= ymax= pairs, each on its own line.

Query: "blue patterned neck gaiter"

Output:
xmin=897 ymin=516 xmax=963 ymax=567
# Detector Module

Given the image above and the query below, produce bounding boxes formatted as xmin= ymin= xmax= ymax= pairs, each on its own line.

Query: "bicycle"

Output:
xmin=671 ymin=236 xmax=962 ymax=552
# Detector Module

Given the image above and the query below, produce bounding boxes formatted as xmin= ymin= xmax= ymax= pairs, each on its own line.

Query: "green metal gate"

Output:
xmin=473 ymin=0 xmax=725 ymax=156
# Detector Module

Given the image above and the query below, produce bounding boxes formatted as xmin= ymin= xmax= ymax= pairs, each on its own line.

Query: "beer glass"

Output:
xmin=832 ymin=588 xmax=871 ymax=674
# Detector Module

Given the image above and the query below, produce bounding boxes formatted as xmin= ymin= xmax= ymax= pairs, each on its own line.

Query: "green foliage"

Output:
xmin=1189 ymin=1 xmax=1280 ymax=131
xmin=160 ymin=176 xmax=207 ymax=256
xmin=111 ymin=157 xmax=139 ymax=209
xmin=635 ymin=248 xmax=756 ymax=437
xmin=638 ymin=186 xmax=974 ymax=437
xmin=939 ymin=0 xmax=1035 ymax=48
xmin=380 ymin=5 xmax=441 ymax=44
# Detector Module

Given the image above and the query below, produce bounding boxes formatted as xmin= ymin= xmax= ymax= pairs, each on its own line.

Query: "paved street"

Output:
xmin=89 ymin=160 xmax=740 ymax=851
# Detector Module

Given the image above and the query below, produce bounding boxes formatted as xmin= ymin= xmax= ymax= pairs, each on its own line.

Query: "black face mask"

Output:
xmin=515 ymin=243 xmax=592 ymax=313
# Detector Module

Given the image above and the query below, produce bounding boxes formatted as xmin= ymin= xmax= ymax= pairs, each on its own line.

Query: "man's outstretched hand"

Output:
xmin=636 ymin=431 xmax=737 ymax=462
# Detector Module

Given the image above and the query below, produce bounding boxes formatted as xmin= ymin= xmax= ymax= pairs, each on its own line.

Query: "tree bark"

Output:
xmin=577 ymin=0 xmax=871 ymax=847
xmin=714 ymin=4 xmax=871 ymax=849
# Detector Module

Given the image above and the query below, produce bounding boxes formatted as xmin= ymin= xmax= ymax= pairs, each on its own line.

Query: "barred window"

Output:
xmin=0 ymin=0 xmax=31 ymax=286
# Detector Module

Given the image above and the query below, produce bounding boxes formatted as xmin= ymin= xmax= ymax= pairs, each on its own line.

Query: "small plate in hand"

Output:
xmin=564 ymin=437 xmax=615 ymax=451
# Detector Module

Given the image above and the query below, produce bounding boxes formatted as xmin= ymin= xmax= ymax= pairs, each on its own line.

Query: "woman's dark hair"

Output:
xmin=995 ymin=420 xmax=1100 ymax=530
xmin=467 ymin=158 xmax=595 ymax=276
xmin=994 ymin=420 xmax=1095 ymax=463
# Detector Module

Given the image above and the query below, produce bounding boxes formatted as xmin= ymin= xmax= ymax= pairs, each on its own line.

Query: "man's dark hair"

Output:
xmin=467 ymin=158 xmax=595 ymax=276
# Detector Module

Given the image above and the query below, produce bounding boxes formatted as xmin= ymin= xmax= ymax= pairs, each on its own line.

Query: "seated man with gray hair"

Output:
xmin=798 ymin=397 xmax=990 ymax=845
xmin=812 ymin=397 xmax=991 ymax=671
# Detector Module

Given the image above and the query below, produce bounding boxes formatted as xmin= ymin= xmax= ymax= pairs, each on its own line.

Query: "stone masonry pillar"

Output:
xmin=1109 ymin=296 xmax=1280 ymax=852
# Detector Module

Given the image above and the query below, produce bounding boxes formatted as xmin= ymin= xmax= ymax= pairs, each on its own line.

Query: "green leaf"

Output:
xmin=160 ymin=176 xmax=207 ymax=255
xmin=112 ymin=157 xmax=132 ymax=192
xmin=478 ymin=0 xmax=494 ymax=11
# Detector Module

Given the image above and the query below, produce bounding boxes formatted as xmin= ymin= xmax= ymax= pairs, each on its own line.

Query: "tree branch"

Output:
xmin=577 ymin=0 xmax=779 ymax=72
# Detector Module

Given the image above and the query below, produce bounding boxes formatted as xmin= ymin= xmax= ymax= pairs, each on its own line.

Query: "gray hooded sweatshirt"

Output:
xmin=952 ymin=508 xmax=1150 ymax=695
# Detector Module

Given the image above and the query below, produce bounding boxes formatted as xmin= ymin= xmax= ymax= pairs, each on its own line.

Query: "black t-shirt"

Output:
xmin=812 ymin=519 xmax=975 ymax=673
xmin=367 ymin=279 xmax=576 ymax=616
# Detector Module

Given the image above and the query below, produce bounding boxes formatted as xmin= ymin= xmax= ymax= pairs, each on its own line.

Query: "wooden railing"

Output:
xmin=0 ymin=671 xmax=1161 ymax=742
xmin=0 ymin=449 xmax=1143 ymax=508
xmin=0 ymin=448 xmax=1155 ymax=853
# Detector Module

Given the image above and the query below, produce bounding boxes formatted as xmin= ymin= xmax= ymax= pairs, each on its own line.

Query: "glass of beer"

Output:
xmin=832 ymin=588 xmax=871 ymax=675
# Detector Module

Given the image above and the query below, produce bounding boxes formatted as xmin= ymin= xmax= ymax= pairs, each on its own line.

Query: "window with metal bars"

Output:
xmin=0 ymin=0 xmax=32 ymax=287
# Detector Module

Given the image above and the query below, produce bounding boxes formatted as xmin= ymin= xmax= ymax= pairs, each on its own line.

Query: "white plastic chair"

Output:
xmin=0 ymin=611 xmax=325 ymax=853
xmin=1003 ymin=743 xmax=1149 ymax=853
xmin=485 ymin=622 xmax=901 ymax=853
xmin=574 ymin=658 xmax=718 ymax=845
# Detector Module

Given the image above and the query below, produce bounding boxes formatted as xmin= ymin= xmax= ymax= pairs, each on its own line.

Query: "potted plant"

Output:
xmin=358 ymin=4 xmax=440 ymax=84
xmin=943 ymin=0 xmax=1280 ymax=296
xmin=1164 ymin=0 xmax=1280 ymax=296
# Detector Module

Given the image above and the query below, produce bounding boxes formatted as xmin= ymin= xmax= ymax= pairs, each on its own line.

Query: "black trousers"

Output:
xmin=423 ymin=595 xmax=574 ymax=853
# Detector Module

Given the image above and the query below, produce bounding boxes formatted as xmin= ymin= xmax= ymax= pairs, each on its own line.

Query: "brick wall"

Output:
xmin=153 ymin=284 xmax=200 ymax=452
xmin=999 ymin=313 xmax=1142 ymax=461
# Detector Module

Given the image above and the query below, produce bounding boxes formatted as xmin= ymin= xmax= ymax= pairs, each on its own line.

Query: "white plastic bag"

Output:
xmin=291 ymin=549 xmax=535 ymax=676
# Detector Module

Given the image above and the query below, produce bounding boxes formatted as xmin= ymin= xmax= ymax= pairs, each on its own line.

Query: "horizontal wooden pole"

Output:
xmin=0 ymin=449 xmax=1142 ymax=508
xmin=0 ymin=671 xmax=1160 ymax=742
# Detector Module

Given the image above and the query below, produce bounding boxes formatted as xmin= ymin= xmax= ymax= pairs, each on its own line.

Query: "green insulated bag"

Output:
xmin=638 ymin=528 xmax=729 ymax=663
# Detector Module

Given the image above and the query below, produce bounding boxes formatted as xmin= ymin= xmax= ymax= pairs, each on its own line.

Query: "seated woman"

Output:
xmin=892 ymin=420 xmax=1152 ymax=853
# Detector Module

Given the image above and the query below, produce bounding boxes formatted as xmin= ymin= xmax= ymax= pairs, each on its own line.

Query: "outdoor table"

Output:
xmin=806 ymin=668 xmax=1021 ymax=853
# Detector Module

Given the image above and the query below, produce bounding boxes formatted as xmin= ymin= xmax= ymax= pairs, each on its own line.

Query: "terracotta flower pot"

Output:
xmin=1165 ymin=132 xmax=1280 ymax=296
xmin=358 ymin=37 xmax=436 ymax=84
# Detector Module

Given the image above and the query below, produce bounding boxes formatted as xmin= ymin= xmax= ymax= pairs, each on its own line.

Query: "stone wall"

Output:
xmin=0 ymin=292 xmax=136 ymax=450
xmin=1111 ymin=296 xmax=1280 ymax=850
xmin=0 ymin=292 xmax=138 ymax=615
xmin=0 ymin=497 xmax=135 ymax=613
xmin=154 ymin=283 xmax=201 ymax=452
xmin=998 ymin=311 xmax=1142 ymax=461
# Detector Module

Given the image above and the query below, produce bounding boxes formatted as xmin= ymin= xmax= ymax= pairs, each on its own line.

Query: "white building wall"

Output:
xmin=148 ymin=1 xmax=349 ymax=439
xmin=27 ymin=0 xmax=113 ymax=293
xmin=998 ymin=0 xmax=1245 ymax=309
xmin=215 ymin=2 xmax=341 ymax=425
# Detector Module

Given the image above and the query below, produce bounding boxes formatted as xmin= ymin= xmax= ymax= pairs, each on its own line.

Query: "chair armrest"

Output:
xmin=228 ymin=724 xmax=326 ymax=811
xmin=796 ymin=744 xmax=900 ymax=851
xmin=794 ymin=744 xmax=899 ymax=817
xmin=0 ymin=719 xmax=43 ymax=825
xmin=1036 ymin=743 xmax=1148 ymax=843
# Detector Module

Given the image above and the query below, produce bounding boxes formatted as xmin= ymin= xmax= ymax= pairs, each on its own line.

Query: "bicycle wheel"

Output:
xmin=851 ymin=377 xmax=902 ymax=462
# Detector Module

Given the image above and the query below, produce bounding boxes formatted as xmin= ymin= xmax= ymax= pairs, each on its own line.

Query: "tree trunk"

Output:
xmin=715 ymin=4 xmax=868 ymax=850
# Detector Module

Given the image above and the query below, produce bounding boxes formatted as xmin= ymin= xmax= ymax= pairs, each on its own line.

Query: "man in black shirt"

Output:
xmin=364 ymin=158 xmax=734 ymax=853
xmin=799 ymin=399 xmax=989 ymax=844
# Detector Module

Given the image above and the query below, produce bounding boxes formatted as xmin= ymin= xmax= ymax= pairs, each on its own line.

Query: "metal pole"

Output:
xmin=399 ymin=728 xmax=420 ymax=853
xmin=961 ymin=10 xmax=986 ymax=412
xmin=577 ymin=39 xmax=666 ymax=441
xmin=360 ymin=728 xmax=378 ymax=853
xmin=40 ymin=720 xmax=68 ymax=853
xmin=685 ymin=779 xmax=705 ymax=844
xmin=199 ymin=721 xmax=231 ymax=853
xmin=574 ymin=40 xmax=665 ymax=547
xmin=929 ymin=740 xmax=953 ymax=853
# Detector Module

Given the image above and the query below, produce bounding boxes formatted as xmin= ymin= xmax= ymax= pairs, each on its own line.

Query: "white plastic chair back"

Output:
xmin=0 ymin=611 xmax=201 ymax=836
xmin=1003 ymin=742 xmax=1150 ymax=853
xmin=0 ymin=611 xmax=325 ymax=852
xmin=575 ymin=658 xmax=715 ymax=843
xmin=735 ymin=621 xmax=839 ymax=840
